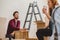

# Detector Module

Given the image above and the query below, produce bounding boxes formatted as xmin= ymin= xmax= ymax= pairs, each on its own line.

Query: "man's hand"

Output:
xmin=20 ymin=28 xmax=27 ymax=32
xmin=11 ymin=31 xmax=15 ymax=36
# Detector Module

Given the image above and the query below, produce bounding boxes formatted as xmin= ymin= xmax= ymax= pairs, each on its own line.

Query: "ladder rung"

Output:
xmin=25 ymin=21 xmax=31 ymax=22
xmin=34 ymin=13 xmax=39 ymax=15
xmin=34 ymin=5 xmax=37 ymax=7
xmin=28 ymin=13 xmax=32 ymax=14
xmin=29 ymin=3 xmax=33 ymax=7
xmin=29 ymin=6 xmax=32 ymax=7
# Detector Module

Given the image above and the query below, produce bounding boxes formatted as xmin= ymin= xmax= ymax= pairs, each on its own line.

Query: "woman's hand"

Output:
xmin=42 ymin=7 xmax=51 ymax=20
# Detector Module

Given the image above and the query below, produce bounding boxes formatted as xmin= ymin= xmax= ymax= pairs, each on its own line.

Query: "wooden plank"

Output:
xmin=0 ymin=17 xmax=7 ymax=38
xmin=26 ymin=38 xmax=38 ymax=40
xmin=34 ymin=21 xmax=45 ymax=29
xmin=15 ymin=29 xmax=29 ymax=39
xmin=13 ymin=39 xmax=26 ymax=40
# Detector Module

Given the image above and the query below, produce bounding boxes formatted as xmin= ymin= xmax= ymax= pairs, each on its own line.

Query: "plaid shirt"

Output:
xmin=6 ymin=19 xmax=20 ymax=34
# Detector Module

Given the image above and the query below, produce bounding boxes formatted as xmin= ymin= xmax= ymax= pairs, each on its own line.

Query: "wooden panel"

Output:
xmin=14 ymin=39 xmax=26 ymax=40
xmin=0 ymin=17 xmax=7 ymax=38
xmin=0 ymin=38 xmax=9 ymax=40
xmin=15 ymin=29 xmax=29 ymax=39
xmin=0 ymin=17 xmax=6 ymax=26
xmin=26 ymin=38 xmax=38 ymax=40
xmin=34 ymin=21 xmax=45 ymax=29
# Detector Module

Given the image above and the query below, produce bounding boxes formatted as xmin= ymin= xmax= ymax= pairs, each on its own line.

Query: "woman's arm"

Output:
xmin=45 ymin=13 xmax=51 ymax=20
xmin=42 ymin=7 xmax=51 ymax=20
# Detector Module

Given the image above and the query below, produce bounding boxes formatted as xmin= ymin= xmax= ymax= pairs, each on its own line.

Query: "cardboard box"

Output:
xmin=0 ymin=38 xmax=9 ymax=40
xmin=26 ymin=38 xmax=38 ymax=40
xmin=15 ymin=29 xmax=29 ymax=39
xmin=13 ymin=39 xmax=26 ymax=40
xmin=34 ymin=21 xmax=45 ymax=29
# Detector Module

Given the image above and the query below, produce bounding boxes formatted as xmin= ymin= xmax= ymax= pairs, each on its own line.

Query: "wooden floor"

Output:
xmin=0 ymin=38 xmax=38 ymax=40
xmin=1 ymin=36 xmax=60 ymax=40
xmin=0 ymin=37 xmax=37 ymax=40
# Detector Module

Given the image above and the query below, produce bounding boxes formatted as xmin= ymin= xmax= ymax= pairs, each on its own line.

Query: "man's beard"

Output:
xmin=15 ymin=17 xmax=19 ymax=19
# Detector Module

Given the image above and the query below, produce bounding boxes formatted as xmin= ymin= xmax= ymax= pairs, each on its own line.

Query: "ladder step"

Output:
xmin=29 ymin=5 xmax=32 ymax=7
xmin=28 ymin=13 xmax=32 ymax=15
xmin=34 ymin=13 xmax=39 ymax=15
xmin=29 ymin=3 xmax=33 ymax=7
xmin=25 ymin=21 xmax=31 ymax=22
xmin=34 ymin=5 xmax=37 ymax=7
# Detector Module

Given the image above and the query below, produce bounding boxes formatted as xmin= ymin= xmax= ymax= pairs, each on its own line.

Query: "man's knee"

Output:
xmin=6 ymin=34 xmax=14 ymax=39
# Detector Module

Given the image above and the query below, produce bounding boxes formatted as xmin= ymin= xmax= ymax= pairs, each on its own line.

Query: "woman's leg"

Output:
xmin=36 ymin=29 xmax=52 ymax=40
xmin=36 ymin=29 xmax=44 ymax=40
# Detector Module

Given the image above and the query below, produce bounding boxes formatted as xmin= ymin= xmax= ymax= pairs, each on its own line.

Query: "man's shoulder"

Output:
xmin=9 ymin=19 xmax=14 ymax=22
xmin=9 ymin=19 xmax=20 ymax=22
xmin=17 ymin=20 xmax=20 ymax=22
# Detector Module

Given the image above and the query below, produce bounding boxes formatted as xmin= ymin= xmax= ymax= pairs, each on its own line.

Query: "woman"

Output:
xmin=36 ymin=0 xmax=60 ymax=40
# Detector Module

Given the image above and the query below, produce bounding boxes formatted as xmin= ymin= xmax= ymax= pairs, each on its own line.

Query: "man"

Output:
xmin=6 ymin=11 xmax=20 ymax=40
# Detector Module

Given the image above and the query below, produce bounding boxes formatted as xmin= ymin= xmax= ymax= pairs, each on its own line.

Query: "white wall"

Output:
xmin=0 ymin=0 xmax=47 ymax=38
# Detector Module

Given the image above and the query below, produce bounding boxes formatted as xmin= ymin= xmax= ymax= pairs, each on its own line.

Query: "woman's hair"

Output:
xmin=49 ymin=0 xmax=58 ymax=15
xmin=50 ymin=0 xmax=58 ymax=7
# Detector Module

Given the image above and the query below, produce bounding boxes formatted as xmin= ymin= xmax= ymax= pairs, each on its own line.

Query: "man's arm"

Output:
xmin=9 ymin=20 xmax=20 ymax=30
xmin=16 ymin=21 xmax=20 ymax=30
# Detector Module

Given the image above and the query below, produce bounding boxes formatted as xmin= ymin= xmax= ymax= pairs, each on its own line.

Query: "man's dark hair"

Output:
xmin=13 ymin=11 xmax=19 ymax=16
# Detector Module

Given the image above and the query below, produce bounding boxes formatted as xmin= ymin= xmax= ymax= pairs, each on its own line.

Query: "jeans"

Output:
xmin=6 ymin=34 xmax=15 ymax=40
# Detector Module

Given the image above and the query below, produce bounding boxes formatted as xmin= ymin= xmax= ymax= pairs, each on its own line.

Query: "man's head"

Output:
xmin=13 ymin=11 xmax=19 ymax=19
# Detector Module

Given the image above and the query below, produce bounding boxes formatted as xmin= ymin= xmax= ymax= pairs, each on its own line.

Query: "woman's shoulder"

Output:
xmin=54 ymin=5 xmax=60 ymax=10
xmin=53 ymin=5 xmax=60 ymax=13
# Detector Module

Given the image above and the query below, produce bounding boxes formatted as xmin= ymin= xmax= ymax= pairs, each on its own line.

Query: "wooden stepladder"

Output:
xmin=23 ymin=2 xmax=43 ymax=30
